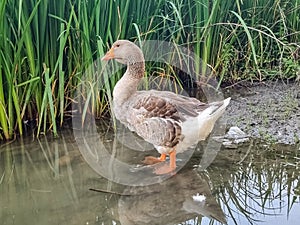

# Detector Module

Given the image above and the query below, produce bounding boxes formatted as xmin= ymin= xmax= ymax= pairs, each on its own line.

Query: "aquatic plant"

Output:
xmin=0 ymin=0 xmax=299 ymax=139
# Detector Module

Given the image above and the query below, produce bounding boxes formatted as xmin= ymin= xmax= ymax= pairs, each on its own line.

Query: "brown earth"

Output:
xmin=223 ymin=81 xmax=300 ymax=145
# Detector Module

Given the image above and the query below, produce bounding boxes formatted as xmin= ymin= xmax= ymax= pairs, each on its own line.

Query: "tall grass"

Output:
xmin=0 ymin=0 xmax=299 ymax=139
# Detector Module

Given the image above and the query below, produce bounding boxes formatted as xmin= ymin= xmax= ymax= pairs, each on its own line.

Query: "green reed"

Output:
xmin=0 ymin=0 xmax=299 ymax=139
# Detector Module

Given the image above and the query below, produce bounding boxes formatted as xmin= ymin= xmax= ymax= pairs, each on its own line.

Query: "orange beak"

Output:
xmin=101 ymin=47 xmax=115 ymax=61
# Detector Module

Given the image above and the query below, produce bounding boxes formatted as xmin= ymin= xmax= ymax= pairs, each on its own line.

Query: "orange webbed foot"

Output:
xmin=154 ymin=164 xmax=176 ymax=175
xmin=154 ymin=150 xmax=177 ymax=175
xmin=142 ymin=154 xmax=166 ymax=165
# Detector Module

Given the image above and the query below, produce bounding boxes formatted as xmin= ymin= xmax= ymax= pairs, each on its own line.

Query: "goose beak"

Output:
xmin=101 ymin=47 xmax=115 ymax=61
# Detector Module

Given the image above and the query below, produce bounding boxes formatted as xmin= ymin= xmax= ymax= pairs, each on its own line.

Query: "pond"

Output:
xmin=1 ymin=124 xmax=299 ymax=225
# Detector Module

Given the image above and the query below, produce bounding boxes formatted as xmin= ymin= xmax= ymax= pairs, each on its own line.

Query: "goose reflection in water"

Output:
xmin=114 ymin=169 xmax=226 ymax=225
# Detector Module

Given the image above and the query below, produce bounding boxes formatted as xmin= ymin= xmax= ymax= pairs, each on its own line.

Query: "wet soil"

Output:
xmin=223 ymin=81 xmax=300 ymax=144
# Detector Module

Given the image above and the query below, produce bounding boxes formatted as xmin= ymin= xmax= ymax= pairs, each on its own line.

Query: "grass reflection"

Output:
xmin=207 ymin=142 xmax=300 ymax=225
xmin=0 ymin=132 xmax=299 ymax=225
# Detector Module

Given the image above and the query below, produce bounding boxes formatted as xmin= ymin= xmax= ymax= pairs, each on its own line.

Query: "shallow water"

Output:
xmin=1 ymin=127 xmax=299 ymax=225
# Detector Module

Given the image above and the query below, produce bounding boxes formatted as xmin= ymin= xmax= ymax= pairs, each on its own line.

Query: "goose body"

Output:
xmin=102 ymin=40 xmax=230 ymax=174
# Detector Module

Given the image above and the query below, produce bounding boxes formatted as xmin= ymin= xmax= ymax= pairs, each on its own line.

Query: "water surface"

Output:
xmin=1 ymin=128 xmax=299 ymax=225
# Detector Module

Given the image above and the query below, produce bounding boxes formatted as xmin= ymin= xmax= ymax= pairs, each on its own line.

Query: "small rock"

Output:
xmin=233 ymin=137 xmax=250 ymax=144
xmin=216 ymin=126 xmax=250 ymax=148
xmin=222 ymin=141 xmax=238 ymax=149
xmin=225 ymin=126 xmax=248 ymax=139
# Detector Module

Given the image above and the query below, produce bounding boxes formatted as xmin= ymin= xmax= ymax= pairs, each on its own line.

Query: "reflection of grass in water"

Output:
xmin=208 ymin=143 xmax=300 ymax=225
xmin=0 ymin=136 xmax=81 ymax=224
xmin=1 ymin=132 xmax=300 ymax=224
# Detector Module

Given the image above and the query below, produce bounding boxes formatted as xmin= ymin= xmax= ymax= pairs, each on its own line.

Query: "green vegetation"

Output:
xmin=0 ymin=0 xmax=299 ymax=139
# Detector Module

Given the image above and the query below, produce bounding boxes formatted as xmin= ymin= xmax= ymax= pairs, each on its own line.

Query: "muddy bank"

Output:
xmin=223 ymin=81 xmax=300 ymax=145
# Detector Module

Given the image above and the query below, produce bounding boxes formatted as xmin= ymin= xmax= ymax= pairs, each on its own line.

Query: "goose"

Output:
xmin=102 ymin=40 xmax=230 ymax=174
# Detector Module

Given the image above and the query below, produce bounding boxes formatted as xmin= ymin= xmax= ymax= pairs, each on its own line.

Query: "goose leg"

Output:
xmin=142 ymin=154 xmax=166 ymax=165
xmin=155 ymin=150 xmax=176 ymax=175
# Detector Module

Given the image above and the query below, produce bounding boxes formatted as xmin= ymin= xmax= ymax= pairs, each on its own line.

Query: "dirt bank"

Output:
xmin=223 ymin=81 xmax=300 ymax=145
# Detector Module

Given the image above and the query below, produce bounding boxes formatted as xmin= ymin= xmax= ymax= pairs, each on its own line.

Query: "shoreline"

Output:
xmin=224 ymin=81 xmax=300 ymax=145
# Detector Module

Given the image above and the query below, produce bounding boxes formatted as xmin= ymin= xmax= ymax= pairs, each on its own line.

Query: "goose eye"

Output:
xmin=115 ymin=44 xmax=120 ymax=48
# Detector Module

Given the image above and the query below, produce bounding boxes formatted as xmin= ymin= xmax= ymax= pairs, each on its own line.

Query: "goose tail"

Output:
xmin=208 ymin=97 xmax=231 ymax=118
xmin=195 ymin=97 xmax=231 ymax=140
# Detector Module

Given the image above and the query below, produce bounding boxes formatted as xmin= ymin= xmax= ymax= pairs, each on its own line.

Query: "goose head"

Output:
xmin=101 ymin=40 xmax=144 ymax=65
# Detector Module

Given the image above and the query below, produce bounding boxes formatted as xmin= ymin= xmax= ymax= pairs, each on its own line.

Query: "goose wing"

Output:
xmin=127 ymin=90 xmax=208 ymax=148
